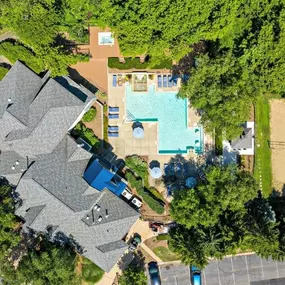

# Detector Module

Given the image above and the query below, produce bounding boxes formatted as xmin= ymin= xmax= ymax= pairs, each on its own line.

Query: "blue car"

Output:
xmin=191 ymin=265 xmax=202 ymax=285
xmin=148 ymin=262 xmax=161 ymax=285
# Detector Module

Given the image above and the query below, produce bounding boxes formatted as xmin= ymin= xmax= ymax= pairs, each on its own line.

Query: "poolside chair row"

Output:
xmin=157 ymin=75 xmax=177 ymax=88
xmin=108 ymin=125 xmax=119 ymax=137
xmin=108 ymin=106 xmax=119 ymax=119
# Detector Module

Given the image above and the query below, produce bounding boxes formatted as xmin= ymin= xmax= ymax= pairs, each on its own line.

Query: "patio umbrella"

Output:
xmin=133 ymin=126 xmax=144 ymax=139
xmin=150 ymin=167 xmax=162 ymax=179
xmin=185 ymin=177 xmax=197 ymax=189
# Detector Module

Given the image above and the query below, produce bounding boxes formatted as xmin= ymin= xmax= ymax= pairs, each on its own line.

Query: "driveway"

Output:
xmin=156 ymin=254 xmax=285 ymax=285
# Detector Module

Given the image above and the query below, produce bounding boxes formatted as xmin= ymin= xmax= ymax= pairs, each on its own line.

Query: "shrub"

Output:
xmin=0 ymin=67 xmax=9 ymax=80
xmin=82 ymin=107 xmax=97 ymax=122
xmin=73 ymin=123 xmax=100 ymax=149
xmin=82 ymin=257 xmax=104 ymax=283
xmin=125 ymin=155 xmax=149 ymax=186
xmin=0 ymin=41 xmax=44 ymax=73
xmin=108 ymin=57 xmax=172 ymax=70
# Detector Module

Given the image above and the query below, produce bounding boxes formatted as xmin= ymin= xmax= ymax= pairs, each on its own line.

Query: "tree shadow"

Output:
xmin=172 ymin=41 xmax=207 ymax=76
xmin=68 ymin=67 xmax=98 ymax=94
xmin=162 ymin=155 xmax=203 ymax=194
xmin=53 ymin=34 xmax=77 ymax=53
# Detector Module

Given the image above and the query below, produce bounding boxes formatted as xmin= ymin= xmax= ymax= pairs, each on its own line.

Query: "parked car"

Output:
xmin=190 ymin=265 xmax=202 ymax=285
xmin=148 ymin=262 xmax=161 ymax=285
xmin=149 ymin=222 xmax=163 ymax=232
xmin=128 ymin=234 xmax=142 ymax=252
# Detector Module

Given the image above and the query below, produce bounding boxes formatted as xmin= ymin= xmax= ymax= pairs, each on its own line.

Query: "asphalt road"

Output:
xmin=156 ymin=254 xmax=285 ymax=285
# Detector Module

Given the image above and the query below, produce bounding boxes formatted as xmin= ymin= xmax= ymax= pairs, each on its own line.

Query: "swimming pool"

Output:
xmin=126 ymin=84 xmax=204 ymax=154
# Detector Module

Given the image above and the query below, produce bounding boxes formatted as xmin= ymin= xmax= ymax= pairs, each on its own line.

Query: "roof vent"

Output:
xmin=105 ymin=209 xmax=109 ymax=218
xmin=86 ymin=215 xmax=90 ymax=220
xmin=98 ymin=216 xmax=102 ymax=222
xmin=94 ymin=205 xmax=98 ymax=210
xmin=77 ymin=143 xmax=84 ymax=148
xmin=15 ymin=160 xmax=19 ymax=165
xmin=11 ymin=165 xmax=15 ymax=170
xmin=8 ymin=98 xmax=12 ymax=103
xmin=97 ymin=206 xmax=101 ymax=212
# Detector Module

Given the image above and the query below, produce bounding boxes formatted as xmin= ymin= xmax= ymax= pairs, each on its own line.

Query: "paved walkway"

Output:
xmin=139 ymin=242 xmax=163 ymax=263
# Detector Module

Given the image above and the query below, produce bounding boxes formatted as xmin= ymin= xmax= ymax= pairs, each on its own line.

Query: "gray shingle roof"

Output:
xmin=1 ymin=62 xmax=139 ymax=272
xmin=231 ymin=125 xmax=253 ymax=149
xmin=0 ymin=61 xmax=43 ymax=121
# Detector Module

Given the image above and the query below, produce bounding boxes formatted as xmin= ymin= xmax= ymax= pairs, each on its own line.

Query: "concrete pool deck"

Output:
xmin=107 ymin=73 xmax=203 ymax=168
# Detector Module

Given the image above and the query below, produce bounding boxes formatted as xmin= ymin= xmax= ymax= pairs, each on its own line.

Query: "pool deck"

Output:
xmin=107 ymin=73 xmax=203 ymax=191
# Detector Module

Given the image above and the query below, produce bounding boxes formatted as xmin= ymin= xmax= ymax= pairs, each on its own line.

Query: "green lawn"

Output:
xmin=82 ymin=257 xmax=104 ymax=284
xmin=153 ymin=246 xmax=180 ymax=262
xmin=254 ymin=96 xmax=272 ymax=197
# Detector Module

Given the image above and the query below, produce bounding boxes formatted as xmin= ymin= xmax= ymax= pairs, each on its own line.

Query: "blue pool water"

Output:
xmin=126 ymin=85 xmax=203 ymax=154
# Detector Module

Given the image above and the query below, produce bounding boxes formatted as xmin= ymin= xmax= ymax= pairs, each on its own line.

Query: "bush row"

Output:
xmin=108 ymin=57 xmax=172 ymax=70
xmin=125 ymin=171 xmax=164 ymax=214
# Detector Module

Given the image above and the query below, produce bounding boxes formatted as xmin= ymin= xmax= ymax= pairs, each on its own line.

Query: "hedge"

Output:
xmin=125 ymin=155 xmax=149 ymax=186
xmin=108 ymin=57 xmax=172 ymax=69
xmin=125 ymin=172 xmax=164 ymax=214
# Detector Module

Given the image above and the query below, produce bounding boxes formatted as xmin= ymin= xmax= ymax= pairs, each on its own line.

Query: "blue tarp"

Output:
xmin=84 ymin=160 xmax=126 ymax=196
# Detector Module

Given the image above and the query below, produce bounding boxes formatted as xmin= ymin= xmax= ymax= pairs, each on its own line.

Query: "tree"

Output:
xmin=178 ymin=53 xmax=258 ymax=139
xmin=170 ymin=165 xmax=258 ymax=228
xmin=119 ymin=264 xmax=147 ymax=285
xmin=0 ymin=183 xmax=21 ymax=262
xmin=2 ymin=241 xmax=80 ymax=285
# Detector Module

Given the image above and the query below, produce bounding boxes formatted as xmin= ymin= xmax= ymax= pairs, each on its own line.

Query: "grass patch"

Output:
xmin=254 ymin=96 xmax=272 ymax=196
xmin=153 ymin=246 xmax=180 ymax=262
xmin=82 ymin=257 xmax=104 ymax=284
xmin=108 ymin=57 xmax=172 ymax=69
xmin=156 ymin=234 xmax=170 ymax=241
xmin=0 ymin=66 xmax=9 ymax=80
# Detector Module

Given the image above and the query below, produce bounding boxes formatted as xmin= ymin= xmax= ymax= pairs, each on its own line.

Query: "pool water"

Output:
xmin=126 ymin=85 xmax=203 ymax=154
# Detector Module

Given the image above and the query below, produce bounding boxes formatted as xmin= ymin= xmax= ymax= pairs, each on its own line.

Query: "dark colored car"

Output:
xmin=128 ymin=234 xmax=142 ymax=252
xmin=190 ymin=265 xmax=202 ymax=285
xmin=148 ymin=262 xmax=161 ymax=285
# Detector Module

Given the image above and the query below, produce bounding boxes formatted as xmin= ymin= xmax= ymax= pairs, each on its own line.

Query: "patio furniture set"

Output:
xmin=157 ymin=74 xmax=178 ymax=88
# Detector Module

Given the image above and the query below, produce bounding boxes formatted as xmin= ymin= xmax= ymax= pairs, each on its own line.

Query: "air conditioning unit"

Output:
xmin=121 ymin=189 xmax=132 ymax=200
xmin=131 ymin=197 xmax=143 ymax=208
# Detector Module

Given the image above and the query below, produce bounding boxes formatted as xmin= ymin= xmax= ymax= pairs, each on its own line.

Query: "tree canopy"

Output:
xmin=170 ymin=165 xmax=258 ymax=228
xmin=169 ymin=165 xmax=285 ymax=268
xmin=0 ymin=183 xmax=21 ymax=262
xmin=119 ymin=264 xmax=147 ymax=285
xmin=2 ymin=241 xmax=80 ymax=285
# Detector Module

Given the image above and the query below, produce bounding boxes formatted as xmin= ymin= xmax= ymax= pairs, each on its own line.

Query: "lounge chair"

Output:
xmin=163 ymin=75 xmax=168 ymax=87
xmin=168 ymin=75 xmax=172 ymax=87
xmin=108 ymin=113 xmax=119 ymax=119
xmin=157 ymin=75 xmax=162 ymax=88
xmin=108 ymin=126 xmax=119 ymax=131
xmin=108 ymin=132 xmax=119 ymax=137
xmin=109 ymin=106 xmax=119 ymax=113
xmin=112 ymin=75 xmax=117 ymax=87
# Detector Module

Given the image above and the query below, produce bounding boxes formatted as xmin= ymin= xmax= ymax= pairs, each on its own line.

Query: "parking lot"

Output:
xmin=157 ymin=254 xmax=285 ymax=285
